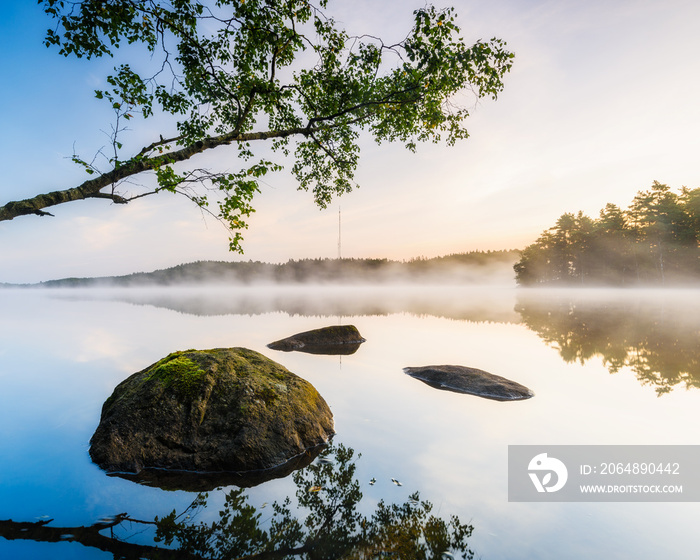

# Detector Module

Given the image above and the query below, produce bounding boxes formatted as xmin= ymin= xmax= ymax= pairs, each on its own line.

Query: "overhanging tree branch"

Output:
xmin=0 ymin=125 xmax=312 ymax=222
xmin=5 ymin=1 xmax=514 ymax=251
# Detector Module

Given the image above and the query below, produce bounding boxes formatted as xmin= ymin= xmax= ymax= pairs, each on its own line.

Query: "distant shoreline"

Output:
xmin=1 ymin=251 xmax=520 ymax=288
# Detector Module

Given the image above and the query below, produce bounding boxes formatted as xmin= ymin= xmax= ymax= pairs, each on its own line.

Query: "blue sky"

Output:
xmin=2 ymin=0 xmax=700 ymax=283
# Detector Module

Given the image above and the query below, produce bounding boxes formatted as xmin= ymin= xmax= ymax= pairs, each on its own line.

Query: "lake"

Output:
xmin=1 ymin=285 xmax=699 ymax=559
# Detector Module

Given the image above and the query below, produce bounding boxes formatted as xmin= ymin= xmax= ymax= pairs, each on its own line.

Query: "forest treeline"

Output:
xmin=13 ymin=250 xmax=519 ymax=287
xmin=514 ymin=181 xmax=700 ymax=285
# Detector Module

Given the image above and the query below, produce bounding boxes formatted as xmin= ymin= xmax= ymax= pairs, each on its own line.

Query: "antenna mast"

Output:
xmin=338 ymin=206 xmax=342 ymax=260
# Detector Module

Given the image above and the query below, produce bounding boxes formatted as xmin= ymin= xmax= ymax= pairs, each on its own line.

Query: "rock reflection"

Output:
xmin=108 ymin=444 xmax=326 ymax=492
xmin=0 ymin=444 xmax=475 ymax=559
xmin=516 ymin=290 xmax=700 ymax=395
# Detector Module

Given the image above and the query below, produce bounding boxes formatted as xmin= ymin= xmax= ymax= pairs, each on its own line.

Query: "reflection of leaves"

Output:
xmin=154 ymin=489 xmax=269 ymax=559
xmin=0 ymin=444 xmax=474 ymax=559
xmin=516 ymin=292 xmax=700 ymax=395
xmin=361 ymin=494 xmax=473 ymax=560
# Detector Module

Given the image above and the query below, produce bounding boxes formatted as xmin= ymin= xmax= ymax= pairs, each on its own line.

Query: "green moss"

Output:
xmin=146 ymin=355 xmax=207 ymax=397
xmin=256 ymin=384 xmax=279 ymax=405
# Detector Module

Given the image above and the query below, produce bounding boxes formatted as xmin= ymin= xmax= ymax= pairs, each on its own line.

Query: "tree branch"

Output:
xmin=136 ymin=134 xmax=183 ymax=158
xmin=0 ymin=76 xmax=425 ymax=224
xmin=0 ymin=517 xmax=206 ymax=560
xmin=0 ymin=125 xmax=312 ymax=222
xmin=0 ymin=517 xmax=315 ymax=560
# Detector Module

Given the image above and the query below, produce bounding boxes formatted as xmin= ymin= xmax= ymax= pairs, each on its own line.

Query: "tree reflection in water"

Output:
xmin=516 ymin=291 xmax=700 ymax=395
xmin=0 ymin=444 xmax=474 ymax=559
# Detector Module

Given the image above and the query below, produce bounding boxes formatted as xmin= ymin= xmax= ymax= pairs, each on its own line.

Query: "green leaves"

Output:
xmin=149 ymin=443 xmax=475 ymax=559
xmin=71 ymin=154 xmax=95 ymax=175
xmin=154 ymin=165 xmax=183 ymax=193
xmin=40 ymin=0 xmax=514 ymax=251
xmin=216 ymin=174 xmax=259 ymax=253
xmin=515 ymin=182 xmax=700 ymax=285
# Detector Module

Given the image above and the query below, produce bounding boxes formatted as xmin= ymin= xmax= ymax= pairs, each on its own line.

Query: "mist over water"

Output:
xmin=26 ymin=252 xmax=519 ymax=289
xmin=51 ymin=284 xmax=520 ymax=322
xmin=2 ymin=284 xmax=700 ymax=559
xmin=49 ymin=285 xmax=700 ymax=397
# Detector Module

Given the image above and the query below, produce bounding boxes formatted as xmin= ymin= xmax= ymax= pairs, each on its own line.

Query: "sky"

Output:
xmin=1 ymin=0 xmax=700 ymax=283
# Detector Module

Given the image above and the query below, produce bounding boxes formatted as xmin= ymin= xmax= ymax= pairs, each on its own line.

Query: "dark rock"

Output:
xmin=90 ymin=348 xmax=334 ymax=486
xmin=268 ymin=325 xmax=366 ymax=355
xmin=403 ymin=365 xmax=534 ymax=401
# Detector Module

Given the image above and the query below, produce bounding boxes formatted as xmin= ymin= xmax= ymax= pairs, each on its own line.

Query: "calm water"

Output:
xmin=1 ymin=285 xmax=699 ymax=559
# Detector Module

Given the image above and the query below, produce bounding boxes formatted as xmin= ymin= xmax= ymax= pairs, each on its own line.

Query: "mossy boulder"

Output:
xmin=268 ymin=325 xmax=366 ymax=355
xmin=89 ymin=348 xmax=334 ymax=485
xmin=404 ymin=365 xmax=534 ymax=401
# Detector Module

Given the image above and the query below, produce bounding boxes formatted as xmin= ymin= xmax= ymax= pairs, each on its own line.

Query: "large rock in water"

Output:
xmin=89 ymin=348 xmax=334 ymax=486
xmin=404 ymin=365 xmax=534 ymax=401
xmin=268 ymin=325 xmax=366 ymax=355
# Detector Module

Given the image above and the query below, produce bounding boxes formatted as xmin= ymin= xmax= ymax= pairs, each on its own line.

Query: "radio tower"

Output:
xmin=337 ymin=205 xmax=344 ymax=366
xmin=337 ymin=206 xmax=342 ymax=260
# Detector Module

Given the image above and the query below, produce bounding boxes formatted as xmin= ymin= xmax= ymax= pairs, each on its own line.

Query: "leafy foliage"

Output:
xmin=514 ymin=181 xmax=700 ymax=285
xmin=11 ymin=0 xmax=514 ymax=249
xmin=148 ymin=443 xmax=476 ymax=558
xmin=0 ymin=443 xmax=475 ymax=558
xmin=516 ymin=292 xmax=700 ymax=396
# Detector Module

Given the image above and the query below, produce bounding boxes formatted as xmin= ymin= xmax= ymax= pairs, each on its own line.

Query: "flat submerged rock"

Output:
xmin=404 ymin=365 xmax=534 ymax=401
xmin=89 ymin=348 xmax=334 ymax=489
xmin=268 ymin=325 xmax=366 ymax=355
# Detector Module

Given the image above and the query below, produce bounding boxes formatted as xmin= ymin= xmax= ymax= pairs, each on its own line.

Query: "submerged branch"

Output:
xmin=0 ymin=517 xmax=205 ymax=560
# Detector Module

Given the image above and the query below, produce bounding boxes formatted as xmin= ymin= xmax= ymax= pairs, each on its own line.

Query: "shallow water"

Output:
xmin=1 ymin=285 xmax=699 ymax=559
